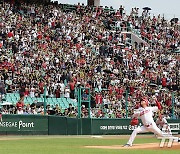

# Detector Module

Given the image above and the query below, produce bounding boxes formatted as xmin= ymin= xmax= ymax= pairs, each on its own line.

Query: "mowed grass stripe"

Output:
xmin=0 ymin=136 xmax=178 ymax=154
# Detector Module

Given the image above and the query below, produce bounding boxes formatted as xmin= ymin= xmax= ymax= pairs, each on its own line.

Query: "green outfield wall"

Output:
xmin=0 ymin=115 xmax=48 ymax=135
xmin=0 ymin=115 xmax=179 ymax=135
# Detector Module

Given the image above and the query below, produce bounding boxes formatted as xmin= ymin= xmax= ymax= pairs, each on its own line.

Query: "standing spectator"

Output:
xmin=64 ymin=86 xmax=70 ymax=98
xmin=29 ymin=86 xmax=35 ymax=98
xmin=69 ymin=79 xmax=75 ymax=99
xmin=5 ymin=76 xmax=12 ymax=93
xmin=0 ymin=79 xmax=5 ymax=101
xmin=161 ymin=75 xmax=167 ymax=88
xmin=59 ymin=80 xmax=65 ymax=97
xmin=54 ymin=85 xmax=61 ymax=98
xmin=95 ymin=92 xmax=103 ymax=105
xmin=16 ymin=94 xmax=24 ymax=114
xmin=24 ymin=87 xmax=29 ymax=97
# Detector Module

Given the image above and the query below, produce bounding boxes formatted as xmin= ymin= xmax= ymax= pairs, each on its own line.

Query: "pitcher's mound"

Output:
xmin=85 ymin=142 xmax=180 ymax=150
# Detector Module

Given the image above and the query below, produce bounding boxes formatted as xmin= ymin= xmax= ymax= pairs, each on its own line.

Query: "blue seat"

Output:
xmin=37 ymin=97 xmax=43 ymax=102
xmin=46 ymin=98 xmax=53 ymax=105
xmin=57 ymin=98 xmax=61 ymax=102
xmin=11 ymin=97 xmax=18 ymax=104
xmin=6 ymin=97 xmax=12 ymax=103
xmin=51 ymin=98 xmax=57 ymax=103
xmin=24 ymin=97 xmax=33 ymax=104
xmin=14 ymin=93 xmax=20 ymax=99
xmin=61 ymin=104 xmax=66 ymax=109
xmin=66 ymin=98 xmax=77 ymax=107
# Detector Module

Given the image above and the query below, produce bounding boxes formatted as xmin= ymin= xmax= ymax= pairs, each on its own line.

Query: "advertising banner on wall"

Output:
xmin=91 ymin=119 xmax=180 ymax=135
xmin=0 ymin=115 xmax=179 ymax=135
xmin=0 ymin=115 xmax=48 ymax=134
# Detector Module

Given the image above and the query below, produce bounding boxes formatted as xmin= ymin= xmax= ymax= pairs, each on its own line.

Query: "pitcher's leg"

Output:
xmin=149 ymin=124 xmax=164 ymax=137
xmin=127 ymin=126 xmax=148 ymax=146
xmin=150 ymin=125 xmax=179 ymax=142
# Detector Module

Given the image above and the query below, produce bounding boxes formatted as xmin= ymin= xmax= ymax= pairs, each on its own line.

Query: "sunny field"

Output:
xmin=0 ymin=135 xmax=179 ymax=154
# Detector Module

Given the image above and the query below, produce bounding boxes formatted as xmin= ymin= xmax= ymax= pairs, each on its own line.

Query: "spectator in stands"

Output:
xmin=16 ymin=94 xmax=24 ymax=114
xmin=0 ymin=78 xmax=5 ymax=101
xmin=0 ymin=0 xmax=179 ymax=119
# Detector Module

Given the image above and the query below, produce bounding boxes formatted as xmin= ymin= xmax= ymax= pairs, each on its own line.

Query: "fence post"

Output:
xmin=171 ymin=92 xmax=175 ymax=119
xmin=125 ymin=90 xmax=128 ymax=118
xmin=77 ymin=88 xmax=81 ymax=118
xmin=43 ymin=86 xmax=47 ymax=115
xmin=88 ymin=88 xmax=91 ymax=118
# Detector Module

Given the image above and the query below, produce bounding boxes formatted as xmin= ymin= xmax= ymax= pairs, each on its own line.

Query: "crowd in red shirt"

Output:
xmin=0 ymin=1 xmax=179 ymax=118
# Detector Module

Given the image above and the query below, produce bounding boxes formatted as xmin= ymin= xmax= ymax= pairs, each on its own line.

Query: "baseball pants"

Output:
xmin=127 ymin=124 xmax=163 ymax=145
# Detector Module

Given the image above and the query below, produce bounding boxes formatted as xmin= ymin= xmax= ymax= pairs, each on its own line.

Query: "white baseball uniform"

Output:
xmin=156 ymin=117 xmax=172 ymax=136
xmin=127 ymin=106 xmax=163 ymax=146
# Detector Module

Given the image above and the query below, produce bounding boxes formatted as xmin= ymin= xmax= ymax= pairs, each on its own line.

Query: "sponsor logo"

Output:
xmin=168 ymin=123 xmax=180 ymax=130
xmin=158 ymin=136 xmax=179 ymax=148
xmin=0 ymin=120 xmax=34 ymax=129
xmin=100 ymin=125 xmax=139 ymax=130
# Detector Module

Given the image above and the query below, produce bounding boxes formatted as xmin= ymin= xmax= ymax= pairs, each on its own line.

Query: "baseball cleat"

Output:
xmin=123 ymin=144 xmax=132 ymax=147
xmin=173 ymin=137 xmax=179 ymax=142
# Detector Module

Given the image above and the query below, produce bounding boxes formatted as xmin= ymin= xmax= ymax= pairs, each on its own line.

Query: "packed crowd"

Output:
xmin=0 ymin=1 xmax=179 ymax=119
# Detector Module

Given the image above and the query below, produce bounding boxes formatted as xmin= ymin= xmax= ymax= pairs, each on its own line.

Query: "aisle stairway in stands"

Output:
xmin=110 ymin=24 xmax=150 ymax=47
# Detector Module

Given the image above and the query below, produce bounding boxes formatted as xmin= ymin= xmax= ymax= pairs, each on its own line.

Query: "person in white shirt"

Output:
xmin=124 ymin=97 xmax=178 ymax=147
xmin=30 ymin=86 xmax=35 ymax=97
xmin=124 ymin=97 xmax=165 ymax=147
xmin=59 ymin=80 xmax=65 ymax=96
xmin=64 ymin=87 xmax=70 ymax=98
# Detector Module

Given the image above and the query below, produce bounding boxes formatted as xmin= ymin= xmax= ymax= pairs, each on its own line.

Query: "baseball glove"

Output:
xmin=130 ymin=117 xmax=139 ymax=126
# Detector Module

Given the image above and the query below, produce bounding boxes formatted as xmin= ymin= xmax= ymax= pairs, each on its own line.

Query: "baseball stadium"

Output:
xmin=0 ymin=0 xmax=179 ymax=153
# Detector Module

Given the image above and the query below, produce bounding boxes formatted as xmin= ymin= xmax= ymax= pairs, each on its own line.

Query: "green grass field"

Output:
xmin=0 ymin=135 xmax=179 ymax=154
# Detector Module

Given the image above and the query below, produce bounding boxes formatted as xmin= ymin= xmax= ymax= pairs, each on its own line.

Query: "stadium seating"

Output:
xmin=0 ymin=0 xmax=179 ymax=118
xmin=4 ymin=93 xmax=77 ymax=110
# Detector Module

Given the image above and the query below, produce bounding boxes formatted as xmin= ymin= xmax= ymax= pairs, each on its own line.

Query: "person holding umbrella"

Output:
xmin=170 ymin=18 xmax=179 ymax=24
xmin=142 ymin=7 xmax=152 ymax=11
xmin=142 ymin=7 xmax=151 ymax=18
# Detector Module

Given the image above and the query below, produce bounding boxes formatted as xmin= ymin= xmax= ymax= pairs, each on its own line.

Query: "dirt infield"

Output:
xmin=85 ymin=142 xmax=180 ymax=150
xmin=91 ymin=135 xmax=154 ymax=139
